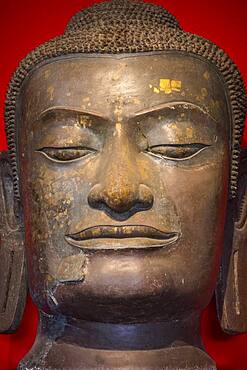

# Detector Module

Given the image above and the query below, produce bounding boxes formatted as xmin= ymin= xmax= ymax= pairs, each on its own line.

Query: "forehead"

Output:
xmin=21 ymin=52 xmax=228 ymax=122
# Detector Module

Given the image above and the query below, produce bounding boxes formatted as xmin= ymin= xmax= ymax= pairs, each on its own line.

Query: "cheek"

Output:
xmin=166 ymin=160 xmax=229 ymax=240
xmin=21 ymin=157 xmax=92 ymax=256
xmin=169 ymin=159 xmax=228 ymax=256
xmin=159 ymin=155 xmax=229 ymax=299
xmin=30 ymin=178 xmax=74 ymax=232
xmin=21 ymin=158 xmax=94 ymax=294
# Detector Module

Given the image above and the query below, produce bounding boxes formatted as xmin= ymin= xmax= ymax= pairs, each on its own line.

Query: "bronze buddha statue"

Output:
xmin=0 ymin=1 xmax=246 ymax=369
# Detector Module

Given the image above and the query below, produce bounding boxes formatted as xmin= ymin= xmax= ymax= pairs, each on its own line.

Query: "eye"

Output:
xmin=36 ymin=147 xmax=97 ymax=162
xmin=146 ymin=143 xmax=210 ymax=161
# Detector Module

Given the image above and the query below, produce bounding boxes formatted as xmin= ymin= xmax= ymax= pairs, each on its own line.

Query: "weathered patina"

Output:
xmin=0 ymin=1 xmax=246 ymax=369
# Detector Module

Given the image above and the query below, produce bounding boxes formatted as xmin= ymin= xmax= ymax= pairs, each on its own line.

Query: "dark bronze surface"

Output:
xmin=19 ymin=53 xmax=229 ymax=324
xmin=14 ymin=52 xmax=231 ymax=368
xmin=0 ymin=4 xmax=246 ymax=369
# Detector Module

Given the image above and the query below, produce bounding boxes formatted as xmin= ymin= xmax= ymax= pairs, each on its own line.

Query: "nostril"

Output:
xmin=139 ymin=184 xmax=154 ymax=209
xmin=87 ymin=183 xmax=102 ymax=209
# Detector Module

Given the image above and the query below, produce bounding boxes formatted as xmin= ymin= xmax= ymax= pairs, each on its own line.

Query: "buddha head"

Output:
xmin=0 ymin=0 xmax=246 ymax=368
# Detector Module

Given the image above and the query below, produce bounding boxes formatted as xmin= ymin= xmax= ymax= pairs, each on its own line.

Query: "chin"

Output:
xmin=39 ymin=254 xmax=208 ymax=324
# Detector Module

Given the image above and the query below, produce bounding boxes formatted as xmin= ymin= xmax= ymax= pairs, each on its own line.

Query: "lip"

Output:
xmin=65 ymin=225 xmax=179 ymax=250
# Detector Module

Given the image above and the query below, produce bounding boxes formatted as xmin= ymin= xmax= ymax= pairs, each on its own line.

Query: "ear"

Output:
xmin=216 ymin=148 xmax=247 ymax=334
xmin=0 ymin=151 xmax=27 ymax=333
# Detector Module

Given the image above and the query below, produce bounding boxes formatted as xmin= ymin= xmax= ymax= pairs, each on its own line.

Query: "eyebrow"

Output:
xmin=37 ymin=106 xmax=108 ymax=122
xmin=37 ymin=101 xmax=217 ymax=125
xmin=134 ymin=101 xmax=217 ymax=123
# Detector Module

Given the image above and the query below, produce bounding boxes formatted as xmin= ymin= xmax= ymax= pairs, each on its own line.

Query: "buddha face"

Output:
xmin=18 ymin=52 xmax=230 ymax=323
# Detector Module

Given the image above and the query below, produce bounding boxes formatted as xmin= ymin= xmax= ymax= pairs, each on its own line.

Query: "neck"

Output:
xmin=18 ymin=310 xmax=216 ymax=370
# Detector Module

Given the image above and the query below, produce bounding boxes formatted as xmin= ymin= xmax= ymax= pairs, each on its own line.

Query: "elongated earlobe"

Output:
xmin=216 ymin=148 xmax=247 ymax=334
xmin=0 ymin=151 xmax=27 ymax=333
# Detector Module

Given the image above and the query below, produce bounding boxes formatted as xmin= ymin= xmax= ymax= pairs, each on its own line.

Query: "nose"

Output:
xmin=87 ymin=130 xmax=153 ymax=221
xmin=88 ymin=182 xmax=153 ymax=220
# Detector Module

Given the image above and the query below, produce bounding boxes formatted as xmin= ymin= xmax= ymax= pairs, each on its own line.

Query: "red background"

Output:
xmin=0 ymin=0 xmax=247 ymax=369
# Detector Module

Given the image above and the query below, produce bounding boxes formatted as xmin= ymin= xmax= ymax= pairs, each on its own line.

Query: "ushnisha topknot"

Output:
xmin=5 ymin=0 xmax=246 ymax=199
xmin=65 ymin=0 xmax=182 ymax=32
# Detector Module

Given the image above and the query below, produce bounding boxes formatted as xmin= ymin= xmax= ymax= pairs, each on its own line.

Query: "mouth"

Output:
xmin=65 ymin=225 xmax=179 ymax=250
